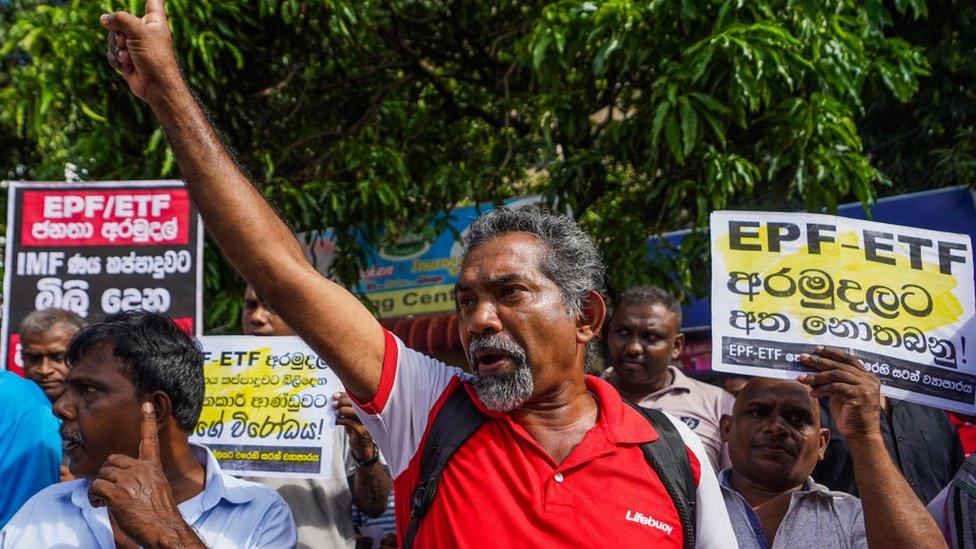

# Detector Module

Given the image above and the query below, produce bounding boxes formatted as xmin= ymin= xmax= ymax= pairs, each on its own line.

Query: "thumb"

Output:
xmin=145 ymin=0 xmax=166 ymax=17
xmin=100 ymin=11 xmax=143 ymax=33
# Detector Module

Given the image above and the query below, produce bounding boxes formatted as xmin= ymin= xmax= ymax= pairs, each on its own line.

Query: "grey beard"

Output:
xmin=468 ymin=334 xmax=534 ymax=413
xmin=471 ymin=360 xmax=534 ymax=413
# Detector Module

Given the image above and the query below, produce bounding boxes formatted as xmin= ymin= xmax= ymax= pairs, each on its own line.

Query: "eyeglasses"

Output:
xmin=22 ymin=351 xmax=67 ymax=366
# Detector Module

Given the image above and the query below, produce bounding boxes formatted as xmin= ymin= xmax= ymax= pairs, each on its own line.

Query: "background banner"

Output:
xmin=1 ymin=180 xmax=203 ymax=374
xmin=711 ymin=210 xmax=976 ymax=414
xmin=191 ymin=336 xmax=342 ymax=478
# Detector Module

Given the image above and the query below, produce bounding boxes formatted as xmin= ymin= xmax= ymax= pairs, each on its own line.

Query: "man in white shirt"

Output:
xmin=242 ymin=283 xmax=393 ymax=548
xmin=0 ymin=311 xmax=296 ymax=548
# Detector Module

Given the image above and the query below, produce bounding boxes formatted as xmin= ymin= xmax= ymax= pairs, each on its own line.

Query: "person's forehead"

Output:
xmin=22 ymin=323 xmax=75 ymax=347
xmin=67 ymin=341 xmax=128 ymax=381
xmin=611 ymin=302 xmax=678 ymax=328
xmin=458 ymin=232 xmax=548 ymax=284
xmin=737 ymin=379 xmax=814 ymax=409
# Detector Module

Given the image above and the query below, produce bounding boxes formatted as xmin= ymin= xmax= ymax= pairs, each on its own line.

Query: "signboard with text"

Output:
xmin=302 ymin=196 xmax=544 ymax=318
xmin=190 ymin=336 xmax=341 ymax=478
xmin=711 ymin=210 xmax=976 ymax=414
xmin=1 ymin=180 xmax=203 ymax=374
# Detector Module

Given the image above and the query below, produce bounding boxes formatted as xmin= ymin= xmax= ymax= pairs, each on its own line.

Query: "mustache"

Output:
xmin=60 ymin=427 xmax=84 ymax=446
xmin=752 ymin=438 xmax=797 ymax=456
xmin=467 ymin=334 xmax=527 ymax=368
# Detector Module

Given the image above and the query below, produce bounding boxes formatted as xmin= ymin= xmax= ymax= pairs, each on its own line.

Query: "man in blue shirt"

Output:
xmin=0 ymin=370 xmax=61 ymax=527
xmin=0 ymin=311 xmax=296 ymax=548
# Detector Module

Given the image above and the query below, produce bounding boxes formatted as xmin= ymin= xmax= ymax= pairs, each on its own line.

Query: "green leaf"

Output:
xmin=679 ymin=98 xmax=698 ymax=157
xmin=665 ymin=111 xmax=684 ymax=164
xmin=650 ymin=101 xmax=671 ymax=146
xmin=532 ymin=32 xmax=552 ymax=70
xmin=79 ymin=102 xmax=107 ymax=123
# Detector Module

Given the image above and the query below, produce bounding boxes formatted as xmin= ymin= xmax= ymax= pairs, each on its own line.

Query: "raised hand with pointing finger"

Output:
xmin=100 ymin=0 xmax=183 ymax=102
xmin=88 ymin=402 xmax=205 ymax=548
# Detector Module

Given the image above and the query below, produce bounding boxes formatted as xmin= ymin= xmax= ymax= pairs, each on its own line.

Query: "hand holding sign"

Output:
xmin=88 ymin=402 xmax=203 ymax=548
xmin=100 ymin=0 xmax=183 ymax=103
xmin=798 ymin=347 xmax=882 ymax=442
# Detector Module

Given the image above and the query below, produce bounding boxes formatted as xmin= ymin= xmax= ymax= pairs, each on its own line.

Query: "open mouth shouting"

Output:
xmin=468 ymin=335 xmax=528 ymax=376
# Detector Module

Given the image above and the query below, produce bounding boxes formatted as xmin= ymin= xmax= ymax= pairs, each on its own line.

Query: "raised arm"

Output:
xmin=799 ymin=348 xmax=946 ymax=549
xmin=100 ymin=0 xmax=384 ymax=400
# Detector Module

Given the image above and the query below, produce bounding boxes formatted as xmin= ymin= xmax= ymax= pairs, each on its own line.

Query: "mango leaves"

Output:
xmin=1 ymin=0 xmax=938 ymax=327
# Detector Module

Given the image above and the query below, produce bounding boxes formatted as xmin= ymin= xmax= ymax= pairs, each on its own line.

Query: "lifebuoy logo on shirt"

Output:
xmin=625 ymin=509 xmax=675 ymax=536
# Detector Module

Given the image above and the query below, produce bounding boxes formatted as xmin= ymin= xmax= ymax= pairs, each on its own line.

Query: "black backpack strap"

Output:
xmin=626 ymin=402 xmax=697 ymax=549
xmin=403 ymin=383 xmax=486 ymax=549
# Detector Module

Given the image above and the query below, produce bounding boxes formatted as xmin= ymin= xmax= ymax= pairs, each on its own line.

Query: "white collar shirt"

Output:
xmin=0 ymin=443 xmax=296 ymax=549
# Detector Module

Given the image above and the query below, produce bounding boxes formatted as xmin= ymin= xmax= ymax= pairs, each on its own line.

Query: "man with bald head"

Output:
xmin=719 ymin=347 xmax=946 ymax=549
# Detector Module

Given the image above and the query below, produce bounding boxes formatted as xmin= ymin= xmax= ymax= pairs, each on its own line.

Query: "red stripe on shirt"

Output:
xmin=348 ymin=329 xmax=399 ymax=414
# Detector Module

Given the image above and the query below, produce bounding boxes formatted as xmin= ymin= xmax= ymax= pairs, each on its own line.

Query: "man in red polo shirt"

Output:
xmin=98 ymin=2 xmax=736 ymax=546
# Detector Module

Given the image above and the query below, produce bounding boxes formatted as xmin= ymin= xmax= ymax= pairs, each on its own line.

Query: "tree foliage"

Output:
xmin=859 ymin=0 xmax=976 ymax=193
xmin=1 ymin=0 xmax=956 ymax=331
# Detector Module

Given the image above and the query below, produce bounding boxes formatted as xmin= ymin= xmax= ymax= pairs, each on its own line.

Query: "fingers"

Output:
xmin=99 ymin=11 xmax=142 ymax=33
xmin=333 ymin=392 xmax=360 ymax=422
xmin=106 ymin=31 xmax=134 ymax=75
xmin=139 ymin=401 xmax=161 ymax=463
xmin=813 ymin=346 xmax=864 ymax=370
xmin=89 ymin=478 xmax=126 ymax=508
xmin=806 ymin=381 xmax=863 ymax=400
xmin=333 ymin=392 xmax=353 ymax=407
xmin=96 ymin=464 xmax=127 ymax=484
xmin=103 ymin=453 xmax=137 ymax=469
xmin=118 ymin=49 xmax=133 ymax=71
xmin=798 ymin=347 xmax=864 ymax=376
xmin=798 ymin=367 xmax=863 ymax=389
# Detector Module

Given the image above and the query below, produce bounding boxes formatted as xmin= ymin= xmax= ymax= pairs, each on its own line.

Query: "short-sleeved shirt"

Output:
xmin=0 ymin=371 xmax=61 ymax=528
xmin=604 ymin=365 xmax=735 ymax=471
xmin=719 ymin=469 xmax=866 ymax=549
xmin=0 ymin=443 xmax=296 ymax=548
xmin=350 ymin=331 xmax=737 ymax=548
xmin=250 ymin=428 xmax=359 ymax=549
xmin=927 ymin=453 xmax=976 ymax=548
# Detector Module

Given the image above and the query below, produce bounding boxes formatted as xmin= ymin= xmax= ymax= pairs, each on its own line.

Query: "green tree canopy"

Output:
xmin=2 ymin=0 xmax=960 ymax=331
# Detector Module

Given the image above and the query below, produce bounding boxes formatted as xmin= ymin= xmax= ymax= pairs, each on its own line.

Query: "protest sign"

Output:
xmin=1 ymin=180 xmax=203 ymax=374
xmin=711 ymin=210 xmax=976 ymax=414
xmin=190 ymin=336 xmax=342 ymax=478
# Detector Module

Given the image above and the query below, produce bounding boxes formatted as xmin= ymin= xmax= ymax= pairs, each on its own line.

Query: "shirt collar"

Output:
xmin=587 ymin=375 xmax=657 ymax=445
xmin=666 ymin=366 xmax=695 ymax=392
xmin=718 ymin=467 xmax=818 ymax=496
xmin=68 ymin=442 xmax=257 ymax=517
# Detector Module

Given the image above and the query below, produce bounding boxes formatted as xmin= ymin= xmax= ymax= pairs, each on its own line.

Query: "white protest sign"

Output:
xmin=190 ymin=336 xmax=342 ymax=478
xmin=711 ymin=210 xmax=976 ymax=414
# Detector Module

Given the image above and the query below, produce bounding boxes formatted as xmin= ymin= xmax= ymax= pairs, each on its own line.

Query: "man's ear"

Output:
xmin=720 ymin=414 xmax=732 ymax=443
xmin=671 ymin=332 xmax=685 ymax=360
xmin=817 ymin=427 xmax=830 ymax=461
xmin=576 ymin=289 xmax=606 ymax=345
xmin=147 ymin=391 xmax=173 ymax=430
